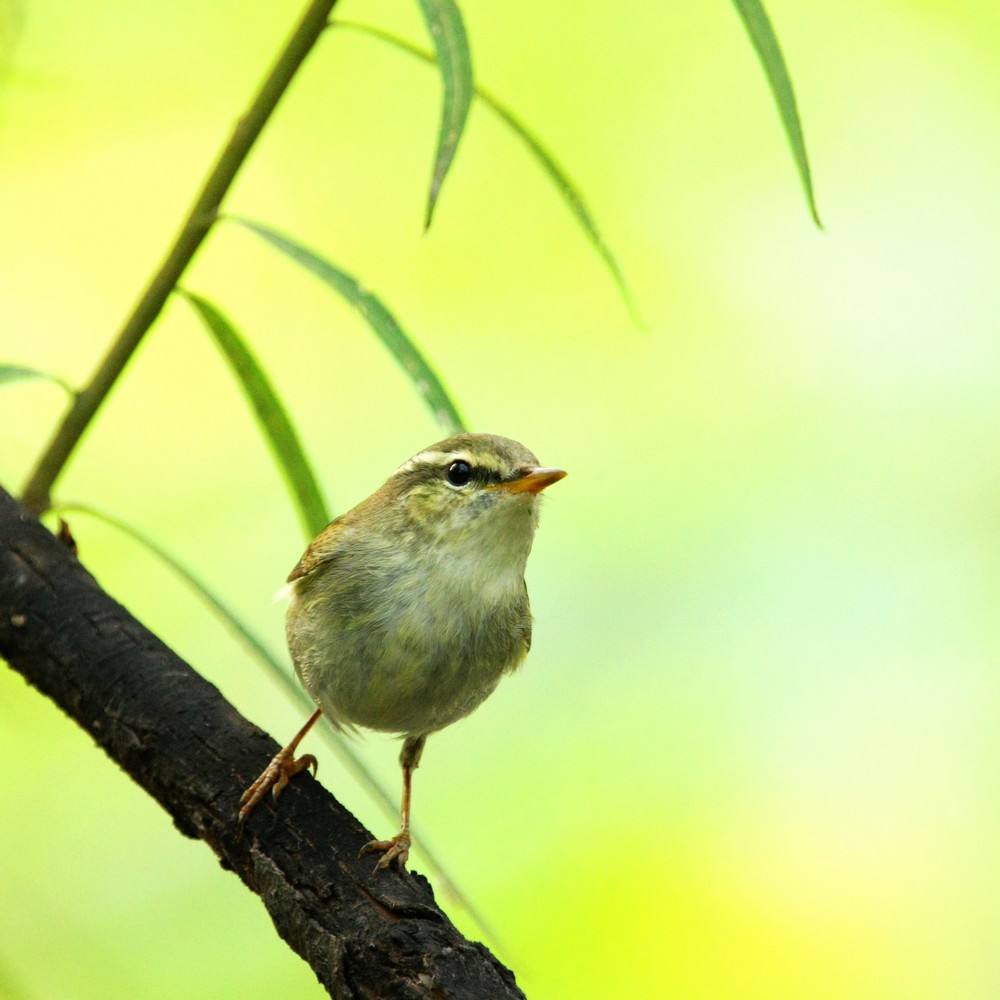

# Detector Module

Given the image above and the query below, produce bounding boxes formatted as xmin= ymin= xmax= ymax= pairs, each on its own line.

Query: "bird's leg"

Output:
xmin=238 ymin=708 xmax=322 ymax=827
xmin=360 ymin=734 xmax=426 ymax=873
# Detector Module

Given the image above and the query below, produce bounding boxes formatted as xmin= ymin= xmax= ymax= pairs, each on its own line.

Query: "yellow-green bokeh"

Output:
xmin=3 ymin=1 xmax=1000 ymax=997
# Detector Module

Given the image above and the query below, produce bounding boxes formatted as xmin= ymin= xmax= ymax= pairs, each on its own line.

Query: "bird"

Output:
xmin=238 ymin=432 xmax=566 ymax=872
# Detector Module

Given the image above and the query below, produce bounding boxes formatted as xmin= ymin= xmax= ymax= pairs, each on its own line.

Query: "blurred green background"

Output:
xmin=3 ymin=1 xmax=1000 ymax=997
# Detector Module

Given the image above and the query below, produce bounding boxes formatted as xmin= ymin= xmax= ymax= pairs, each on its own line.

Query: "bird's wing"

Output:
xmin=523 ymin=581 xmax=532 ymax=653
xmin=286 ymin=514 xmax=350 ymax=582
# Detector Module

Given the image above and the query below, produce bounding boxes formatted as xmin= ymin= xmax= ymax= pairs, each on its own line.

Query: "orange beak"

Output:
xmin=500 ymin=466 xmax=568 ymax=495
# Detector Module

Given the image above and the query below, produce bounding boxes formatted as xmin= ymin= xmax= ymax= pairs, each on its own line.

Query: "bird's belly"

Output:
xmin=289 ymin=584 xmax=529 ymax=737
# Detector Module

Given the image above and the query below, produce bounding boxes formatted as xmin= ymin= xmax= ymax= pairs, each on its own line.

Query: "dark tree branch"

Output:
xmin=0 ymin=486 xmax=524 ymax=1000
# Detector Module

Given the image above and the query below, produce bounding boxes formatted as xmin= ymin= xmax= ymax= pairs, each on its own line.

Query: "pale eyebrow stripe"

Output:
xmin=394 ymin=449 xmax=509 ymax=479
xmin=394 ymin=449 xmax=465 ymax=475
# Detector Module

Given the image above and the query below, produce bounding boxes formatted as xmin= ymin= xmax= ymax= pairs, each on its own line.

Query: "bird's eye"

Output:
xmin=446 ymin=460 xmax=473 ymax=486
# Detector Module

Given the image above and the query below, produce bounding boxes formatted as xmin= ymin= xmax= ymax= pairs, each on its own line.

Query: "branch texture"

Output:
xmin=0 ymin=486 xmax=523 ymax=1000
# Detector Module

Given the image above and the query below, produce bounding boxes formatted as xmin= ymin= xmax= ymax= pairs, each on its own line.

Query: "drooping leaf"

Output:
xmin=415 ymin=0 xmax=473 ymax=229
xmin=232 ymin=217 xmax=466 ymax=435
xmin=178 ymin=290 xmax=330 ymax=539
xmin=334 ymin=19 xmax=640 ymax=324
xmin=0 ymin=365 xmax=74 ymax=395
xmin=731 ymin=0 xmax=822 ymax=227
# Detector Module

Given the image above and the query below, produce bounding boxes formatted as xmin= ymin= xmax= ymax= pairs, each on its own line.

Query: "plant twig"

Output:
xmin=20 ymin=0 xmax=340 ymax=515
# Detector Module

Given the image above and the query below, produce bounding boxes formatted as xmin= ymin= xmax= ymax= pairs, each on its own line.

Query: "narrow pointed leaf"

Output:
xmin=178 ymin=290 xmax=330 ymax=539
xmin=731 ymin=0 xmax=821 ymax=227
xmin=334 ymin=20 xmax=640 ymax=324
xmin=232 ymin=217 xmax=466 ymax=435
xmin=0 ymin=364 xmax=74 ymax=395
xmin=415 ymin=0 xmax=473 ymax=229
xmin=481 ymin=89 xmax=641 ymax=325
xmin=54 ymin=502 xmax=288 ymax=675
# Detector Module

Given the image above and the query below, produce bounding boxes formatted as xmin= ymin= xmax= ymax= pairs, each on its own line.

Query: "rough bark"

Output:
xmin=0 ymin=486 xmax=524 ymax=999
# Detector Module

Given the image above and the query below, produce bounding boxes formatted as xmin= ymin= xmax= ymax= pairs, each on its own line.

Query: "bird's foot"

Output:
xmin=359 ymin=829 xmax=412 ymax=873
xmin=238 ymin=747 xmax=318 ymax=827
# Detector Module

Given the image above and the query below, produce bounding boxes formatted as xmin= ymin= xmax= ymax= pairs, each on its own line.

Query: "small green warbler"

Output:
xmin=239 ymin=432 xmax=566 ymax=871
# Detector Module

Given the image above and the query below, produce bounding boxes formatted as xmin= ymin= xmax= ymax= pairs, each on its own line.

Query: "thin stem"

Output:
xmin=20 ymin=0 xmax=339 ymax=515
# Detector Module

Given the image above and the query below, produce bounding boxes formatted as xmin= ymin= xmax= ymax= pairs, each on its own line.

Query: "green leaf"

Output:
xmin=334 ymin=19 xmax=640 ymax=324
xmin=480 ymin=89 xmax=642 ymax=325
xmin=0 ymin=364 xmax=74 ymax=395
xmin=415 ymin=0 xmax=473 ymax=229
xmin=731 ymin=0 xmax=821 ymax=227
xmin=177 ymin=290 xmax=330 ymax=539
xmin=231 ymin=217 xmax=466 ymax=435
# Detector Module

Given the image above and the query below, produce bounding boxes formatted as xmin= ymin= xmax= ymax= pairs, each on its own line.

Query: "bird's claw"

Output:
xmin=238 ymin=747 xmax=318 ymax=827
xmin=359 ymin=830 xmax=411 ymax=874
